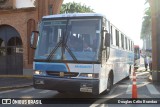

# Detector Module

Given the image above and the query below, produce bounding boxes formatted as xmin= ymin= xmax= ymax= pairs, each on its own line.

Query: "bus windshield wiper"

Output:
xmin=46 ymin=39 xmax=62 ymax=61
xmin=47 ymin=19 xmax=78 ymax=62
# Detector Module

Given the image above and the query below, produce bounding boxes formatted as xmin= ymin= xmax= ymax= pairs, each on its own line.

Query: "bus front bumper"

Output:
xmin=33 ymin=76 xmax=99 ymax=95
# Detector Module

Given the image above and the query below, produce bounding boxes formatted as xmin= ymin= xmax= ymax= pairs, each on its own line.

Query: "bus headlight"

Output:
xmin=34 ymin=70 xmax=46 ymax=75
xmin=79 ymin=73 xmax=99 ymax=78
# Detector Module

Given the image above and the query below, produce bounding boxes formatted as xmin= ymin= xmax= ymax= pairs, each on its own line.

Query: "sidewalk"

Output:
xmin=135 ymin=66 xmax=153 ymax=83
xmin=136 ymin=66 xmax=160 ymax=82
xmin=0 ymin=75 xmax=33 ymax=91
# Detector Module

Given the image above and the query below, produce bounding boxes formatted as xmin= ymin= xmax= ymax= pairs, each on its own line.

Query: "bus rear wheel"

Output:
xmin=126 ymin=66 xmax=131 ymax=80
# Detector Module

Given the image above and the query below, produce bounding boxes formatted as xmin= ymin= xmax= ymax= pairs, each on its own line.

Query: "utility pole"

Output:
xmin=150 ymin=0 xmax=160 ymax=82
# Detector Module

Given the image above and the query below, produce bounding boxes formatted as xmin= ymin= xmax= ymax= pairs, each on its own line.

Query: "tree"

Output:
xmin=141 ymin=7 xmax=151 ymax=39
xmin=141 ymin=0 xmax=151 ymax=39
xmin=60 ymin=2 xmax=94 ymax=13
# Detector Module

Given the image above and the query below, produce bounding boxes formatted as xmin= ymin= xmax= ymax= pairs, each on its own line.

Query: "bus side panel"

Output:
xmin=109 ymin=47 xmax=126 ymax=84
xmin=100 ymin=63 xmax=114 ymax=93
xmin=108 ymin=46 xmax=134 ymax=84
xmin=95 ymin=64 xmax=108 ymax=93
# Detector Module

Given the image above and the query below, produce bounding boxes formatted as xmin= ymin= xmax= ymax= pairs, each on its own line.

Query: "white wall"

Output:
xmin=15 ymin=0 xmax=35 ymax=8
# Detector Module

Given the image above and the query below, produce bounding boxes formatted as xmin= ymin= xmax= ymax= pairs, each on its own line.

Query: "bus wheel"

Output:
xmin=126 ymin=66 xmax=131 ymax=80
xmin=106 ymin=73 xmax=113 ymax=93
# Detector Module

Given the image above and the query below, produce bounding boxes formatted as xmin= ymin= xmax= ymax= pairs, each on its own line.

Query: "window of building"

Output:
xmin=48 ymin=4 xmax=53 ymax=15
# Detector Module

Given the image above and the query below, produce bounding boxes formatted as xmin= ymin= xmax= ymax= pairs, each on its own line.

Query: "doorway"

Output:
xmin=0 ymin=25 xmax=23 ymax=75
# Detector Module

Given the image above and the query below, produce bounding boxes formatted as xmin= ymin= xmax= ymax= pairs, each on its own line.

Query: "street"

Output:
xmin=0 ymin=71 xmax=160 ymax=107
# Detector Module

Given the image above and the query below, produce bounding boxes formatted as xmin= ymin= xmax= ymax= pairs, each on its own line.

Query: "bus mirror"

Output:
xmin=105 ymin=33 xmax=110 ymax=47
xmin=31 ymin=31 xmax=39 ymax=49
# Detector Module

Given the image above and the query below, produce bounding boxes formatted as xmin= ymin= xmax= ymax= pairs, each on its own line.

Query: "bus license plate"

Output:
xmin=80 ymin=87 xmax=92 ymax=93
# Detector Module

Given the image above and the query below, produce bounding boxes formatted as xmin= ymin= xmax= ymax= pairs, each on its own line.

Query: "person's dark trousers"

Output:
xmin=145 ymin=63 xmax=148 ymax=71
xmin=149 ymin=63 xmax=152 ymax=74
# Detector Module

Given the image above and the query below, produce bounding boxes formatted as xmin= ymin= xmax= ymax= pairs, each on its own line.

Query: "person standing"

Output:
xmin=148 ymin=56 xmax=152 ymax=72
xmin=144 ymin=55 xmax=149 ymax=71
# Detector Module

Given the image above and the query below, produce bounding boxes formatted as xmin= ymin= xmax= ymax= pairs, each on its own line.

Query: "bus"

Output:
xmin=134 ymin=45 xmax=140 ymax=69
xmin=31 ymin=13 xmax=134 ymax=95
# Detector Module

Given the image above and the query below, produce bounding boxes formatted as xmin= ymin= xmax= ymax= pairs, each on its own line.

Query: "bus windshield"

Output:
xmin=35 ymin=18 xmax=102 ymax=62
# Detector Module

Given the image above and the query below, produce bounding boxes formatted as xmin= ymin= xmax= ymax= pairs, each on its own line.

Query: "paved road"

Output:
xmin=0 ymin=71 xmax=160 ymax=107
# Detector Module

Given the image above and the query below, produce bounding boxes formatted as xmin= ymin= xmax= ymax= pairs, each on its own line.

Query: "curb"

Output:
xmin=0 ymin=75 xmax=33 ymax=79
xmin=0 ymin=75 xmax=33 ymax=91
xmin=0 ymin=84 xmax=33 ymax=91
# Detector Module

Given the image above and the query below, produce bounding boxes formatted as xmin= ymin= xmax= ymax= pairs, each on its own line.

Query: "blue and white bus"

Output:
xmin=31 ymin=13 xmax=134 ymax=95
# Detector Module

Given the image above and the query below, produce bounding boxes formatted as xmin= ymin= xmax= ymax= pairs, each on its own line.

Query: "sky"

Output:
xmin=63 ymin=0 xmax=147 ymax=48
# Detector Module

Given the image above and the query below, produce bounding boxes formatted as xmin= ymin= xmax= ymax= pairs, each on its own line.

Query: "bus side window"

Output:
xmin=121 ymin=34 xmax=124 ymax=49
xmin=115 ymin=29 xmax=119 ymax=47
xmin=112 ymin=27 xmax=116 ymax=46
xmin=110 ymin=26 xmax=113 ymax=44
xmin=125 ymin=37 xmax=128 ymax=50
xmin=119 ymin=32 xmax=122 ymax=48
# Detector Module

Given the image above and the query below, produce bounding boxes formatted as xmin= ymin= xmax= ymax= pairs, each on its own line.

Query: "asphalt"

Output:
xmin=0 ymin=75 xmax=33 ymax=91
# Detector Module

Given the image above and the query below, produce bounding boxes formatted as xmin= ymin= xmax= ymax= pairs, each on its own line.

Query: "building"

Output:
xmin=0 ymin=0 xmax=63 ymax=75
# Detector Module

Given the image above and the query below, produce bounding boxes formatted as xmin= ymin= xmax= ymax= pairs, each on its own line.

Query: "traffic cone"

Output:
xmin=132 ymin=71 xmax=138 ymax=98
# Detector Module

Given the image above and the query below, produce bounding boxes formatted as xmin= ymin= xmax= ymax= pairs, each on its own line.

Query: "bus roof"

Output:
xmin=43 ymin=13 xmax=106 ymax=19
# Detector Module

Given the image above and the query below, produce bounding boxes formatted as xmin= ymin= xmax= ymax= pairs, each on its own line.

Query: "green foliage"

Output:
xmin=60 ymin=2 xmax=94 ymax=13
xmin=141 ymin=1 xmax=151 ymax=39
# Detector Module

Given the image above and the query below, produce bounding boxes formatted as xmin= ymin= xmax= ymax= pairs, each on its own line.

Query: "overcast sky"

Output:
xmin=63 ymin=0 xmax=147 ymax=48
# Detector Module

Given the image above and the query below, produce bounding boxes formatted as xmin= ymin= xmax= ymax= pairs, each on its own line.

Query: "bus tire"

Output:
xmin=126 ymin=66 xmax=131 ymax=80
xmin=106 ymin=72 xmax=113 ymax=93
